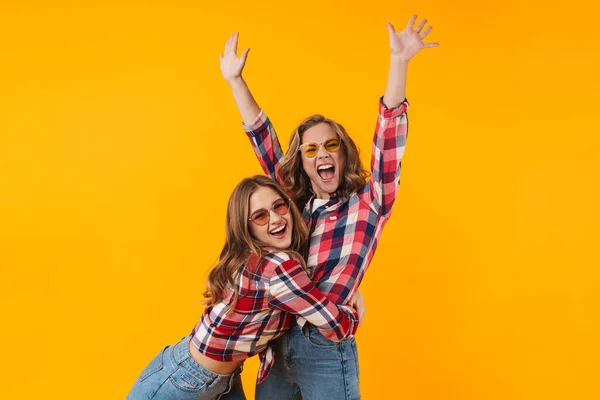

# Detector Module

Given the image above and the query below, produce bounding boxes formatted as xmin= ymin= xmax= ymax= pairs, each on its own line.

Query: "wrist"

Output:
xmin=390 ymin=53 xmax=410 ymax=65
xmin=227 ymin=76 xmax=245 ymax=86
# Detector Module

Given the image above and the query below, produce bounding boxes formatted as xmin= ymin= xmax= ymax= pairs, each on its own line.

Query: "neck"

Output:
xmin=311 ymin=183 xmax=335 ymax=200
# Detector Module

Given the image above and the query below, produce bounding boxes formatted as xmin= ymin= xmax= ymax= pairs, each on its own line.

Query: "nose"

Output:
xmin=269 ymin=209 xmax=284 ymax=226
xmin=317 ymin=144 xmax=330 ymax=160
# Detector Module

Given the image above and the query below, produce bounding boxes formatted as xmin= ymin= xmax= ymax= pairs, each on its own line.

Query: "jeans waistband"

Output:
xmin=173 ymin=334 xmax=193 ymax=365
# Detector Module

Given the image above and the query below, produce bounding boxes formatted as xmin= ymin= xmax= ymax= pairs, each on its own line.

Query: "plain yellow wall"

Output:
xmin=1 ymin=0 xmax=599 ymax=399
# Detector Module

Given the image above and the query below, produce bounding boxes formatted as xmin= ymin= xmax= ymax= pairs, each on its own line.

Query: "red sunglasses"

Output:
xmin=248 ymin=198 xmax=290 ymax=226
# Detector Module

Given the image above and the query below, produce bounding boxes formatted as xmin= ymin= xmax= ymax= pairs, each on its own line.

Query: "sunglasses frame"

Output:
xmin=248 ymin=197 xmax=291 ymax=226
xmin=298 ymin=137 xmax=341 ymax=158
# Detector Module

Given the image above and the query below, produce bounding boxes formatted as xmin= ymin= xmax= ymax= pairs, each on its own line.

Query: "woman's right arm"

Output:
xmin=220 ymin=33 xmax=259 ymax=125
xmin=220 ymin=33 xmax=285 ymax=182
xmin=267 ymin=257 xmax=360 ymax=341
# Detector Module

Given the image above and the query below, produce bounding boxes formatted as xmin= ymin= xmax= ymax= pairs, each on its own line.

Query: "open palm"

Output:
xmin=388 ymin=15 xmax=438 ymax=62
xmin=219 ymin=32 xmax=250 ymax=83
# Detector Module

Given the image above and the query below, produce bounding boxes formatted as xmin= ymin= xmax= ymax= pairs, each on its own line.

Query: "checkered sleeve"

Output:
xmin=366 ymin=97 xmax=409 ymax=218
xmin=267 ymin=259 xmax=359 ymax=341
xmin=243 ymin=110 xmax=285 ymax=183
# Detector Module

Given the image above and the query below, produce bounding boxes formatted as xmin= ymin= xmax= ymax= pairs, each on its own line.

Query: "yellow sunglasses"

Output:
xmin=299 ymin=137 xmax=341 ymax=158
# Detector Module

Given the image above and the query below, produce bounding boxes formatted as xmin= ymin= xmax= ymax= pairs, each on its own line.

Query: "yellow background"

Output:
xmin=1 ymin=0 xmax=599 ymax=399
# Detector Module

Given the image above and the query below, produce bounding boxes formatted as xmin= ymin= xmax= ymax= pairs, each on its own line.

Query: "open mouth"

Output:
xmin=269 ymin=224 xmax=287 ymax=239
xmin=317 ymin=164 xmax=335 ymax=183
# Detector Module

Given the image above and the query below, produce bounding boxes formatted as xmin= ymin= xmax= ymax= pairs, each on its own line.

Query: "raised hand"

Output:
xmin=219 ymin=32 xmax=250 ymax=83
xmin=387 ymin=15 xmax=439 ymax=62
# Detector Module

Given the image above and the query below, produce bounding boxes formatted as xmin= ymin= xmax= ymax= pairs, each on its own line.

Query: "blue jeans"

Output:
xmin=127 ymin=335 xmax=245 ymax=400
xmin=255 ymin=324 xmax=360 ymax=400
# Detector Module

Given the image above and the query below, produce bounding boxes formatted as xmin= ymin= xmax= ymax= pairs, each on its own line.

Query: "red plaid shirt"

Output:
xmin=244 ymin=98 xmax=408 ymax=318
xmin=191 ymin=251 xmax=359 ymax=384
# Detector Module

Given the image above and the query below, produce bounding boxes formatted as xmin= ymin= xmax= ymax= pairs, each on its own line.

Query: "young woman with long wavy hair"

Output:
xmin=127 ymin=176 xmax=360 ymax=399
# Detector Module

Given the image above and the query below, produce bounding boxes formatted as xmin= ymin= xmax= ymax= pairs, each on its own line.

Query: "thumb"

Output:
xmin=386 ymin=22 xmax=396 ymax=38
xmin=240 ymin=48 xmax=250 ymax=63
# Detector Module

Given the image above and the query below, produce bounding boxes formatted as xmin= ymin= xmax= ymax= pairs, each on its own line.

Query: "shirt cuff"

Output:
xmin=378 ymin=96 xmax=409 ymax=119
xmin=243 ymin=110 xmax=268 ymax=136
xmin=340 ymin=305 xmax=360 ymax=336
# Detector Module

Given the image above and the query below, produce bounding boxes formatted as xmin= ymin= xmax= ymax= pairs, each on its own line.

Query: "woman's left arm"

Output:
xmin=268 ymin=259 xmax=360 ymax=341
xmin=368 ymin=16 xmax=438 ymax=217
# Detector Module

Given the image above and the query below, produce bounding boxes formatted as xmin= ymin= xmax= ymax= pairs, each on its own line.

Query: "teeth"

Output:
xmin=270 ymin=225 xmax=285 ymax=234
xmin=318 ymin=165 xmax=334 ymax=171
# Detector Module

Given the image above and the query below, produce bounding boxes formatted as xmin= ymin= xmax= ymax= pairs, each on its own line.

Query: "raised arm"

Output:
xmin=220 ymin=32 xmax=260 ymax=125
xmin=367 ymin=16 xmax=438 ymax=217
xmin=220 ymin=33 xmax=285 ymax=182
xmin=383 ymin=15 xmax=439 ymax=108
xmin=268 ymin=259 xmax=359 ymax=341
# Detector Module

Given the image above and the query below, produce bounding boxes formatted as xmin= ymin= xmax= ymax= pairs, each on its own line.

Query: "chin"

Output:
xmin=322 ymin=182 xmax=339 ymax=194
xmin=268 ymin=238 xmax=290 ymax=250
xmin=280 ymin=237 xmax=292 ymax=249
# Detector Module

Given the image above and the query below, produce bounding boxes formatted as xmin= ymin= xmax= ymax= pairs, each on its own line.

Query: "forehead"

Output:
xmin=249 ymin=186 xmax=281 ymax=212
xmin=302 ymin=123 xmax=337 ymax=144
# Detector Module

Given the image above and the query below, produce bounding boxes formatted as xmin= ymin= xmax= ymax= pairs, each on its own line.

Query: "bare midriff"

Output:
xmin=188 ymin=339 xmax=244 ymax=375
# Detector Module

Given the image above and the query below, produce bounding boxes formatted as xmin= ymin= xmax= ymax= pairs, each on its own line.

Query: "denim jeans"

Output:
xmin=127 ymin=335 xmax=245 ymax=400
xmin=255 ymin=324 xmax=360 ymax=400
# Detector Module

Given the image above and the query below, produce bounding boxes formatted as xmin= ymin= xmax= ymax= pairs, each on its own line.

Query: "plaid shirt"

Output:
xmin=191 ymin=251 xmax=359 ymax=384
xmin=244 ymin=98 xmax=408 ymax=315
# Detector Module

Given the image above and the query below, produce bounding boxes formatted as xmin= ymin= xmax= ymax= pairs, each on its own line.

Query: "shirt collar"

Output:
xmin=304 ymin=191 xmax=342 ymax=215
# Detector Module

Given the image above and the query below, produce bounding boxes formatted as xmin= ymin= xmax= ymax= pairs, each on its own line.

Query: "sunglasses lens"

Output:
xmin=324 ymin=138 xmax=340 ymax=152
xmin=251 ymin=210 xmax=269 ymax=226
xmin=301 ymin=143 xmax=318 ymax=158
xmin=301 ymin=138 xmax=340 ymax=158
xmin=273 ymin=199 xmax=290 ymax=216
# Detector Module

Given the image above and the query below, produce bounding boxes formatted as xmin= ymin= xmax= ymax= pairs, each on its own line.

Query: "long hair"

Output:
xmin=203 ymin=175 xmax=308 ymax=311
xmin=277 ymin=115 xmax=369 ymax=208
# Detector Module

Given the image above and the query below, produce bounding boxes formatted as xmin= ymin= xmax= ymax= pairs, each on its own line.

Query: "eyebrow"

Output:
xmin=301 ymin=136 xmax=339 ymax=144
xmin=249 ymin=197 xmax=283 ymax=214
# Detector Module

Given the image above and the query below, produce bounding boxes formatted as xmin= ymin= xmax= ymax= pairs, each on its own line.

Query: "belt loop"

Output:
xmin=216 ymin=366 xmax=240 ymax=400
xmin=301 ymin=323 xmax=310 ymax=337
xmin=174 ymin=335 xmax=191 ymax=364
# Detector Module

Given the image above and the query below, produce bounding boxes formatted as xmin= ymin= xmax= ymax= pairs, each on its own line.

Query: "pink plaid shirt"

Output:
xmin=191 ymin=251 xmax=359 ymax=384
xmin=244 ymin=98 xmax=409 ymax=316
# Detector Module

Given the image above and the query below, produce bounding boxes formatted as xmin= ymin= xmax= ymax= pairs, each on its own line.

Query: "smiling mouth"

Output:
xmin=269 ymin=224 xmax=287 ymax=238
xmin=317 ymin=164 xmax=335 ymax=182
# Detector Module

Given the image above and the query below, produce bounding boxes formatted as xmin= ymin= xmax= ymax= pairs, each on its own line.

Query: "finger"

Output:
xmin=423 ymin=42 xmax=440 ymax=48
xmin=226 ymin=33 xmax=236 ymax=54
xmin=224 ymin=35 xmax=231 ymax=54
xmin=232 ymin=32 xmax=239 ymax=54
xmin=414 ymin=18 xmax=427 ymax=33
xmin=225 ymin=34 xmax=233 ymax=54
xmin=419 ymin=26 xmax=433 ymax=38
xmin=219 ymin=53 xmax=223 ymax=62
xmin=406 ymin=14 xmax=417 ymax=30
